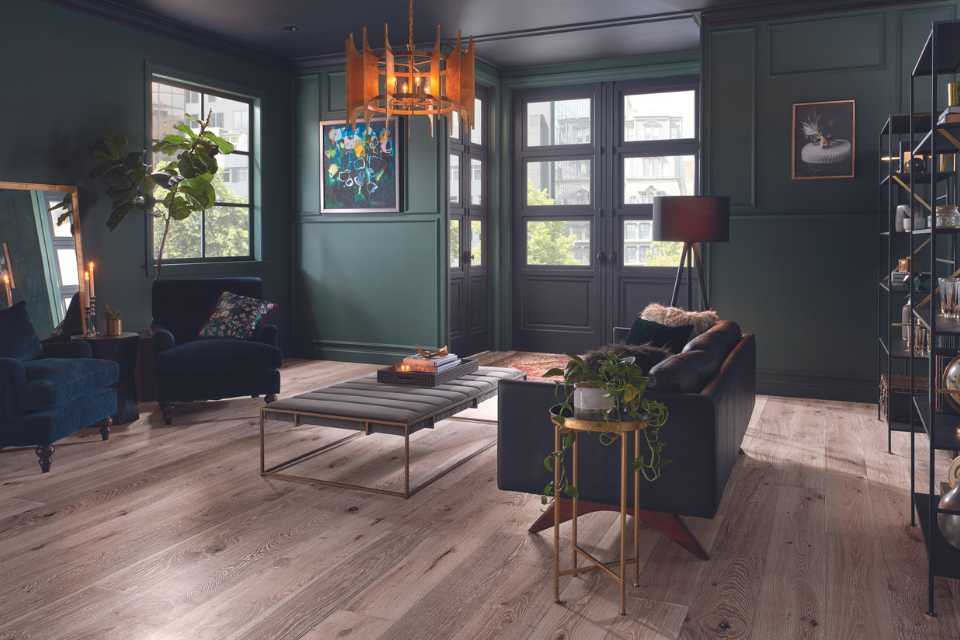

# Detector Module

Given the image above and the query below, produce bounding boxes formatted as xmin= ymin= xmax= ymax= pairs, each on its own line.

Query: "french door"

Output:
xmin=448 ymin=90 xmax=491 ymax=356
xmin=512 ymin=78 xmax=700 ymax=354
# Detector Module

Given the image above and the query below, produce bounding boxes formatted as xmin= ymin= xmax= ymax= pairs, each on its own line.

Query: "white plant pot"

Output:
xmin=574 ymin=385 xmax=614 ymax=419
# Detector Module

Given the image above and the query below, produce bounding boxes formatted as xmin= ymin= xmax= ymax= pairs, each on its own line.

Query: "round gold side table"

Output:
xmin=549 ymin=406 xmax=649 ymax=616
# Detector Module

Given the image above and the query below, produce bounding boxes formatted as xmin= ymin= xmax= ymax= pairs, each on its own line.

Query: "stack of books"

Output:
xmin=939 ymin=106 xmax=960 ymax=125
xmin=397 ymin=352 xmax=461 ymax=374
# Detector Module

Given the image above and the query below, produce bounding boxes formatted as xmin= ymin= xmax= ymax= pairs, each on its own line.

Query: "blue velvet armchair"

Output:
xmin=0 ymin=302 xmax=117 ymax=472
xmin=151 ymin=278 xmax=281 ymax=424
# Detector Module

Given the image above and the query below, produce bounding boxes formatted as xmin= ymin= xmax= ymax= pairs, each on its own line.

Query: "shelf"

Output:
xmin=912 ymin=306 xmax=960 ymax=335
xmin=914 ymin=493 xmax=960 ymax=580
xmin=912 ymin=22 xmax=960 ymax=77
xmin=881 ymin=113 xmax=933 ymax=136
xmin=880 ymin=172 xmax=952 ymax=187
xmin=913 ymin=395 xmax=960 ymax=451
xmin=879 ymin=336 xmax=928 ymax=360
xmin=913 ymin=123 xmax=960 ymax=156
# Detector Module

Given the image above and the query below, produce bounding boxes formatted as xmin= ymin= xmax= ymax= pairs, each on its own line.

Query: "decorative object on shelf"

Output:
xmin=792 ymin=99 xmax=855 ymax=180
xmin=940 ymin=277 xmax=960 ymax=319
xmin=343 ymin=0 xmax=475 ymax=132
xmin=320 ymin=119 xmax=400 ymax=213
xmin=939 ymin=475 xmax=960 ymax=550
xmin=948 ymin=456 xmax=960 ymax=488
xmin=651 ymin=196 xmax=730 ymax=310
xmin=104 ymin=305 xmax=122 ymax=337
xmin=940 ymin=154 xmax=956 ymax=173
xmin=902 ymin=297 xmax=913 ymax=345
xmin=949 ymin=81 xmax=960 ymax=107
xmin=938 ymin=82 xmax=960 ymax=124
xmin=90 ymin=112 xmax=234 ymax=277
xmin=936 ymin=204 xmax=960 ymax=228
xmin=896 ymin=204 xmax=911 ymax=232
xmin=942 ymin=355 xmax=960 ymax=413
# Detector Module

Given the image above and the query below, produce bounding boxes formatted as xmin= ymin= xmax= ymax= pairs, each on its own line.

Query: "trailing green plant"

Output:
xmin=90 ymin=111 xmax=234 ymax=277
xmin=541 ymin=353 xmax=669 ymax=502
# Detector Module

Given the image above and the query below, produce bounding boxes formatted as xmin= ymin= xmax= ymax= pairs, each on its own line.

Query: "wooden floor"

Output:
xmin=1 ymin=359 xmax=959 ymax=639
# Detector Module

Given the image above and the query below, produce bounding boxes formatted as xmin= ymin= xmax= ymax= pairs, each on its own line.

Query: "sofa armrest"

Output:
xmin=42 ymin=341 xmax=92 ymax=359
xmin=151 ymin=324 xmax=176 ymax=354
xmin=253 ymin=323 xmax=280 ymax=350
xmin=613 ymin=326 xmax=630 ymax=344
xmin=0 ymin=357 xmax=26 ymax=421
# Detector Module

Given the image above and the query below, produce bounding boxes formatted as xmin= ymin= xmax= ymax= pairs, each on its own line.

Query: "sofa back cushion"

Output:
xmin=625 ymin=318 xmax=693 ymax=353
xmin=649 ymin=350 xmax=724 ymax=393
xmin=683 ymin=320 xmax=743 ymax=358
xmin=152 ymin=278 xmax=263 ymax=345
xmin=0 ymin=302 xmax=41 ymax=361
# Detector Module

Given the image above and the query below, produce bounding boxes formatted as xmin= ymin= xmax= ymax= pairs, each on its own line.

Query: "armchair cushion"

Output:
xmin=152 ymin=277 xmax=264 ymax=345
xmin=199 ymin=291 xmax=275 ymax=340
xmin=20 ymin=358 xmax=119 ymax=413
xmin=0 ymin=302 xmax=42 ymax=361
xmin=156 ymin=338 xmax=281 ymax=374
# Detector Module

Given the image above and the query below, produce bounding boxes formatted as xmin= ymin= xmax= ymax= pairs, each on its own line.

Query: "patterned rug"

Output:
xmin=479 ymin=351 xmax=568 ymax=380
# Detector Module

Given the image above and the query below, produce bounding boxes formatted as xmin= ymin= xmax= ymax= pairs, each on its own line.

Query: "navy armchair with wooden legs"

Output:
xmin=151 ymin=278 xmax=281 ymax=424
xmin=0 ymin=302 xmax=117 ymax=473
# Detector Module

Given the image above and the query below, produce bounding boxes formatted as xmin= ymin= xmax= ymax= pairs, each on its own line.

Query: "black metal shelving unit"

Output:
xmin=907 ymin=19 xmax=960 ymax=617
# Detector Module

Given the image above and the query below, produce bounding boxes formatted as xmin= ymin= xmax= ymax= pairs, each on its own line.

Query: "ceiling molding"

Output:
xmin=54 ymin=0 xmax=292 ymax=67
xmin=701 ymin=0 xmax=932 ymax=25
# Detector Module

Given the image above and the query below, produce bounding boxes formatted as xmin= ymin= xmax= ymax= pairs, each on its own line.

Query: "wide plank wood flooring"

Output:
xmin=0 ymin=359 xmax=958 ymax=639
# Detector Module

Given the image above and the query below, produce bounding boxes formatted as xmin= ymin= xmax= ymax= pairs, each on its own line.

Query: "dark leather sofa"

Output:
xmin=497 ymin=320 xmax=756 ymax=558
xmin=151 ymin=278 xmax=281 ymax=424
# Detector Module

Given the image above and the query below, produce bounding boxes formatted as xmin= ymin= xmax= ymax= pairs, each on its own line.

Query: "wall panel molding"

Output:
xmin=769 ymin=13 xmax=886 ymax=76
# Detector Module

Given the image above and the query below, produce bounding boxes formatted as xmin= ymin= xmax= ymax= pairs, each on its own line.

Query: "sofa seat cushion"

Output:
xmin=21 ymin=358 xmax=119 ymax=412
xmin=157 ymin=338 xmax=281 ymax=374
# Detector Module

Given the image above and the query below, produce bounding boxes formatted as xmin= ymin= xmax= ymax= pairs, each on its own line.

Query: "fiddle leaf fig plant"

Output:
xmin=90 ymin=111 xmax=234 ymax=277
xmin=542 ymin=352 xmax=670 ymax=502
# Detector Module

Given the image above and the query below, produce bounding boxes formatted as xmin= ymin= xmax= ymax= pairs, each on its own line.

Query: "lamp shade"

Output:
xmin=652 ymin=196 xmax=730 ymax=243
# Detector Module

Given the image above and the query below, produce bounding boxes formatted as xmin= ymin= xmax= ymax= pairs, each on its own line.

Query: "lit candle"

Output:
xmin=402 ymin=81 xmax=408 ymax=94
xmin=88 ymin=261 xmax=95 ymax=298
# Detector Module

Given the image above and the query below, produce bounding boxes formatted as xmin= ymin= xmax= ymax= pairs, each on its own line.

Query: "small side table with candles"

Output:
xmin=549 ymin=406 xmax=648 ymax=617
xmin=71 ymin=332 xmax=140 ymax=425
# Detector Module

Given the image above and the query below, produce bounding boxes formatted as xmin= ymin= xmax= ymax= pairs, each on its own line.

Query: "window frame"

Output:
xmin=614 ymin=76 xmax=700 ymax=270
xmin=146 ymin=71 xmax=259 ymax=266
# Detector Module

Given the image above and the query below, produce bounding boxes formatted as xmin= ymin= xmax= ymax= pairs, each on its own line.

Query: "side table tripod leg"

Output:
xmin=554 ymin=425 xmax=562 ymax=604
xmin=634 ymin=430 xmax=640 ymax=588
xmin=572 ymin=432 xmax=578 ymax=572
xmin=619 ymin=432 xmax=627 ymax=616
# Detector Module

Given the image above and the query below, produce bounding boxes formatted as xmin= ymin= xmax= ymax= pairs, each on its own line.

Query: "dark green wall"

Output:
xmin=292 ymin=63 xmax=501 ymax=363
xmin=0 ymin=1 xmax=294 ymax=340
xmin=703 ymin=2 xmax=958 ymax=401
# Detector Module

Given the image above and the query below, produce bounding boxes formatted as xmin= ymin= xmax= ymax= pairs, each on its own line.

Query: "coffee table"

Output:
xmin=259 ymin=366 xmax=524 ymax=498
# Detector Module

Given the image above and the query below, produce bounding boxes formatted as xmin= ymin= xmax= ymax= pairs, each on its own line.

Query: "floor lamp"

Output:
xmin=652 ymin=196 xmax=730 ymax=310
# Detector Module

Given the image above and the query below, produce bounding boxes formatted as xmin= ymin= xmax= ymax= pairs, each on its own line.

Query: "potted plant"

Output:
xmin=90 ymin=111 xmax=234 ymax=277
xmin=542 ymin=353 xmax=669 ymax=500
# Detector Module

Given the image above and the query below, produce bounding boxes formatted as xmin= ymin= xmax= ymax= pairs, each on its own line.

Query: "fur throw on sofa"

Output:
xmin=584 ymin=343 xmax=672 ymax=374
xmin=641 ymin=303 xmax=719 ymax=337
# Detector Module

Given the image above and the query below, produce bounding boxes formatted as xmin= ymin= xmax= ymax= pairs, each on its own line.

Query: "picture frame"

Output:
xmin=320 ymin=118 xmax=400 ymax=213
xmin=791 ymin=99 xmax=856 ymax=180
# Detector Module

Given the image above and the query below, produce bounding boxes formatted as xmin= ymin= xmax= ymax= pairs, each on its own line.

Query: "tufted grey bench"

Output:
xmin=260 ymin=366 xmax=524 ymax=498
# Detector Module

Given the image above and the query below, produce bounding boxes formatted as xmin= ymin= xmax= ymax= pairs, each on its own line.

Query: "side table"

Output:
xmin=550 ymin=407 xmax=647 ymax=616
xmin=72 ymin=332 xmax=140 ymax=425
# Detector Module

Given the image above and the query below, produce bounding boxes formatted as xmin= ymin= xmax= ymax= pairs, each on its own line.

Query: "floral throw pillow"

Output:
xmin=199 ymin=291 xmax=275 ymax=340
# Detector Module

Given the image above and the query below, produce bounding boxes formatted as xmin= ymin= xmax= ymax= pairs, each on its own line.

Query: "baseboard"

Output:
xmin=758 ymin=369 xmax=875 ymax=403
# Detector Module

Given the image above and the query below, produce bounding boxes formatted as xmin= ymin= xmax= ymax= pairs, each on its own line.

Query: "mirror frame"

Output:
xmin=0 ymin=181 xmax=86 ymax=334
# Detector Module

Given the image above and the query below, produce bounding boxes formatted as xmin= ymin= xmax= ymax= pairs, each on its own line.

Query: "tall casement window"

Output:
xmin=447 ymin=89 xmax=491 ymax=355
xmin=149 ymin=76 xmax=257 ymax=262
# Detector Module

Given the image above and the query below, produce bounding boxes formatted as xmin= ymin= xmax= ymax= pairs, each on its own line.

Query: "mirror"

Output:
xmin=0 ymin=182 xmax=85 ymax=338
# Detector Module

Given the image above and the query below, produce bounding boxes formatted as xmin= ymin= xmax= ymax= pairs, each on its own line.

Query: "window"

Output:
xmin=470 ymin=220 xmax=483 ymax=267
xmin=526 ymin=220 xmax=590 ymax=266
xmin=150 ymin=77 xmax=255 ymax=262
xmin=449 ymin=154 xmax=461 ymax=204
xmin=527 ymin=159 xmax=591 ymax=206
xmin=470 ymin=159 xmax=483 ymax=206
xmin=470 ymin=98 xmax=483 ymax=145
xmin=623 ymin=155 xmax=695 ymax=205
xmin=449 ymin=219 xmax=460 ymax=268
xmin=527 ymin=98 xmax=591 ymax=146
xmin=623 ymin=90 xmax=695 ymax=142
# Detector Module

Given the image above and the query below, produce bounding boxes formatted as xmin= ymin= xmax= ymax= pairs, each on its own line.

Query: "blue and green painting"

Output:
xmin=321 ymin=120 xmax=398 ymax=212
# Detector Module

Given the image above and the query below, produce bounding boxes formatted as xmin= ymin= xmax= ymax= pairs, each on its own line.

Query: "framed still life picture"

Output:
xmin=321 ymin=119 xmax=400 ymax=213
xmin=791 ymin=99 xmax=856 ymax=180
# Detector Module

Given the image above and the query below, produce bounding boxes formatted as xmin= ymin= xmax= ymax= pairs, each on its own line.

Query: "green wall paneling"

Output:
xmin=0 ymin=0 xmax=295 ymax=343
xmin=703 ymin=1 xmax=960 ymax=401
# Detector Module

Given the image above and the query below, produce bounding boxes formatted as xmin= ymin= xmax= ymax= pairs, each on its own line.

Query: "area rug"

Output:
xmin=479 ymin=351 xmax=567 ymax=380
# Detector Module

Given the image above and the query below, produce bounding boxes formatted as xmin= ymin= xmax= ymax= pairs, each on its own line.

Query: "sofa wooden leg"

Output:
xmin=160 ymin=403 xmax=174 ymax=425
xmin=264 ymin=394 xmax=277 ymax=404
xmin=35 ymin=445 xmax=54 ymax=473
xmin=531 ymin=498 xmax=710 ymax=560
xmin=99 ymin=417 xmax=113 ymax=441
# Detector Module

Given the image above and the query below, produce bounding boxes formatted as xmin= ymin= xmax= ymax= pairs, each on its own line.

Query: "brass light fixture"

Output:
xmin=345 ymin=0 xmax=475 ymax=133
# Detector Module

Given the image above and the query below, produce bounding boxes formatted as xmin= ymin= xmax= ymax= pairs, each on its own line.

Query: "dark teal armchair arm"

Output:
xmin=0 ymin=357 xmax=26 ymax=422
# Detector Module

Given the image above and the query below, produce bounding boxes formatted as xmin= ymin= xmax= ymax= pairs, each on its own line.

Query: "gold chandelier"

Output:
xmin=345 ymin=0 xmax=475 ymax=132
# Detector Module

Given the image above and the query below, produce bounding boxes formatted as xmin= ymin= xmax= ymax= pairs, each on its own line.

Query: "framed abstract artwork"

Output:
xmin=791 ymin=99 xmax=856 ymax=180
xmin=320 ymin=118 xmax=400 ymax=213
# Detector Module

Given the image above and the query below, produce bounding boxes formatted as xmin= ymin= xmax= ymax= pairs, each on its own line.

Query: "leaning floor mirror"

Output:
xmin=0 ymin=181 xmax=86 ymax=337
